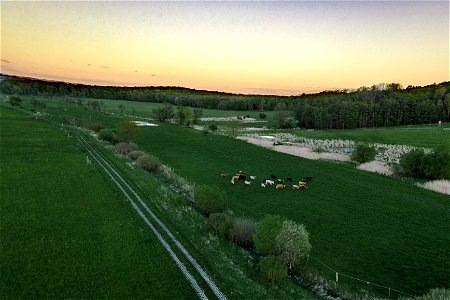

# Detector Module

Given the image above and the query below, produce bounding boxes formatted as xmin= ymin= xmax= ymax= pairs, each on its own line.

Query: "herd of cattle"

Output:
xmin=221 ymin=171 xmax=312 ymax=189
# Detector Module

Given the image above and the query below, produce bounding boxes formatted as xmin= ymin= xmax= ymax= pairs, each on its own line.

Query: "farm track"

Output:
xmin=75 ymin=132 xmax=227 ymax=300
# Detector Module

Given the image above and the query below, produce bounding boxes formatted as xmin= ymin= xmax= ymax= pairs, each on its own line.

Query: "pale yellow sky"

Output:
xmin=1 ymin=1 xmax=449 ymax=95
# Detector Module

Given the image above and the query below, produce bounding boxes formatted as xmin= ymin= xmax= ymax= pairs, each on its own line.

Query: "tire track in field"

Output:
xmin=76 ymin=133 xmax=226 ymax=300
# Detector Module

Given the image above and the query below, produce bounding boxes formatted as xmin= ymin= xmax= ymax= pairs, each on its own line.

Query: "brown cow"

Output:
xmin=276 ymin=183 xmax=285 ymax=189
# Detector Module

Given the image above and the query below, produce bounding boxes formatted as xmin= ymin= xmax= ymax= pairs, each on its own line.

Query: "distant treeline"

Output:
xmin=1 ymin=74 xmax=449 ymax=129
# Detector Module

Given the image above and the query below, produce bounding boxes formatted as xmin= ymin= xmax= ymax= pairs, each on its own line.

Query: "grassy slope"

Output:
xmin=268 ymin=124 xmax=450 ymax=149
xmin=0 ymin=107 xmax=196 ymax=298
xmin=136 ymin=123 xmax=450 ymax=295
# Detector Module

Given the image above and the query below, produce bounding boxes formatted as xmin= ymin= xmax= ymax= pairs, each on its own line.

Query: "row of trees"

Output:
xmin=2 ymin=75 xmax=449 ymax=129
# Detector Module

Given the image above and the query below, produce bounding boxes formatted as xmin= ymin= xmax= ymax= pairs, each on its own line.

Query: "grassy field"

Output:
xmin=267 ymin=124 xmax=450 ymax=149
xmin=3 ymin=95 xmax=449 ymax=297
xmin=135 ymin=123 xmax=450 ymax=296
xmin=0 ymin=107 xmax=197 ymax=298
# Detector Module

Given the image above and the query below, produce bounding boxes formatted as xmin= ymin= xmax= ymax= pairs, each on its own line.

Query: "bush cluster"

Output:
xmin=114 ymin=143 xmax=132 ymax=154
xmin=229 ymin=218 xmax=257 ymax=249
xmin=98 ymin=128 xmax=118 ymax=144
xmin=135 ymin=155 xmax=161 ymax=173
xmin=351 ymin=143 xmax=377 ymax=163
xmin=81 ymin=119 xmax=104 ymax=132
xmin=257 ymin=255 xmax=288 ymax=284
xmin=208 ymin=213 xmax=233 ymax=239
xmin=399 ymin=147 xmax=450 ymax=180
xmin=128 ymin=150 xmax=146 ymax=161
xmin=195 ymin=185 xmax=226 ymax=216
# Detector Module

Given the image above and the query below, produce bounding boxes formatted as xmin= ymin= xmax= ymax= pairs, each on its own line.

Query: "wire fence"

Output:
xmin=310 ymin=256 xmax=414 ymax=299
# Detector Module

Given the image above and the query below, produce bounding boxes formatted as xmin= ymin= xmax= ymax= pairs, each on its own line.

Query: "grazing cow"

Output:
xmin=265 ymin=179 xmax=275 ymax=185
xmin=250 ymin=176 xmax=256 ymax=180
xmin=276 ymin=183 xmax=285 ymax=189
xmin=261 ymin=183 xmax=266 ymax=188
xmin=270 ymin=175 xmax=277 ymax=179
xmin=238 ymin=174 xmax=247 ymax=180
xmin=305 ymin=176 xmax=313 ymax=180
xmin=244 ymin=180 xmax=251 ymax=185
xmin=231 ymin=175 xmax=240 ymax=184
xmin=298 ymin=181 xmax=306 ymax=188
xmin=286 ymin=177 xmax=293 ymax=182
xmin=277 ymin=179 xmax=284 ymax=183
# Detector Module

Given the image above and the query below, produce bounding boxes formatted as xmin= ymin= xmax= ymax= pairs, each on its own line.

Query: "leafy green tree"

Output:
xmin=253 ymin=214 xmax=284 ymax=255
xmin=117 ymin=121 xmax=139 ymax=143
xmin=275 ymin=220 xmax=311 ymax=271
xmin=152 ymin=102 xmax=174 ymax=122
xmin=351 ymin=144 xmax=377 ymax=163
xmin=177 ymin=106 xmax=191 ymax=125
xmin=98 ymin=128 xmax=118 ymax=144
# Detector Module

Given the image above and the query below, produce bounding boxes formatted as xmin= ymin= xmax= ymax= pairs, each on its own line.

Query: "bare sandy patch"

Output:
xmin=237 ymin=136 xmax=350 ymax=161
xmin=357 ymin=161 xmax=394 ymax=176
xmin=131 ymin=121 xmax=159 ymax=127
xmin=417 ymin=180 xmax=450 ymax=195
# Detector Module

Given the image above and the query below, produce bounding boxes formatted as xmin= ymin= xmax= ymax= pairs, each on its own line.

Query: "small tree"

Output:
xmin=114 ymin=143 xmax=132 ymax=154
xmin=117 ymin=121 xmax=139 ymax=143
xmin=192 ymin=108 xmax=203 ymax=125
xmin=253 ymin=214 xmax=284 ymax=255
xmin=195 ymin=185 xmax=226 ymax=216
xmin=152 ymin=103 xmax=175 ymax=122
xmin=351 ymin=143 xmax=377 ymax=163
xmin=259 ymin=113 xmax=267 ymax=119
xmin=177 ymin=106 xmax=192 ymax=126
xmin=275 ymin=220 xmax=311 ymax=271
xmin=258 ymin=255 xmax=288 ymax=284
xmin=118 ymin=104 xmax=126 ymax=114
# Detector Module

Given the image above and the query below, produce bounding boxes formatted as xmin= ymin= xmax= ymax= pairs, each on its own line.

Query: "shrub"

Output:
xmin=128 ymin=150 xmax=146 ymax=161
xmin=62 ymin=115 xmax=77 ymax=126
xmin=208 ymin=124 xmax=218 ymax=132
xmin=253 ymin=214 xmax=284 ymax=255
xmin=195 ymin=185 xmax=226 ymax=216
xmin=202 ymin=129 xmax=209 ymax=135
xmin=275 ymin=219 xmax=312 ymax=271
xmin=229 ymin=217 xmax=257 ymax=249
xmin=208 ymin=213 xmax=233 ymax=239
xmin=152 ymin=102 xmax=174 ymax=122
xmin=98 ymin=128 xmax=118 ymax=144
xmin=351 ymin=143 xmax=376 ymax=163
xmin=399 ymin=288 xmax=450 ymax=300
xmin=258 ymin=255 xmax=288 ymax=284
xmin=114 ymin=143 xmax=132 ymax=154
xmin=259 ymin=113 xmax=267 ymax=119
xmin=135 ymin=155 xmax=161 ymax=173
xmin=31 ymin=98 xmax=46 ymax=108
xmin=422 ymin=147 xmax=450 ymax=180
xmin=399 ymin=149 xmax=426 ymax=178
xmin=81 ymin=118 xmax=104 ymax=132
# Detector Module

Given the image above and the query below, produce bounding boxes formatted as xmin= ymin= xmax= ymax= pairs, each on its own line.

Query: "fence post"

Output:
xmin=335 ymin=272 xmax=339 ymax=283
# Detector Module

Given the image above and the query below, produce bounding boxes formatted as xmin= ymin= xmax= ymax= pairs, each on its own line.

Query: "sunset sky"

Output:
xmin=1 ymin=1 xmax=448 ymax=95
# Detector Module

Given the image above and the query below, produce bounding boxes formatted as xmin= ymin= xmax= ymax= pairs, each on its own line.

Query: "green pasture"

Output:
xmin=135 ymin=123 xmax=450 ymax=296
xmin=0 ymin=107 xmax=196 ymax=298
xmin=267 ymin=125 xmax=450 ymax=149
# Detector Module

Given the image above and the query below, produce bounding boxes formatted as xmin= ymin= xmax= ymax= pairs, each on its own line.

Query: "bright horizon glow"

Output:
xmin=1 ymin=1 xmax=449 ymax=95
